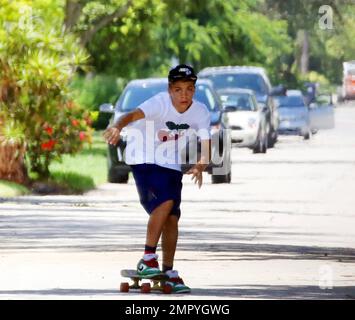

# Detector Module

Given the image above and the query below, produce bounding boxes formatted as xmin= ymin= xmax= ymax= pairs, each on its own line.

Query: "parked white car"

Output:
xmin=218 ymin=88 xmax=268 ymax=153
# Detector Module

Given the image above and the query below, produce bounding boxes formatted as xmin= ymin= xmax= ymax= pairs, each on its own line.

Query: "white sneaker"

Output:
xmin=165 ymin=270 xmax=191 ymax=293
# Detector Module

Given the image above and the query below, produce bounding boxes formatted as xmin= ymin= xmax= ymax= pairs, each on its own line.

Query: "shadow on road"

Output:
xmin=190 ymin=285 xmax=355 ymax=299
xmin=0 ymin=285 xmax=353 ymax=299
xmin=1 ymin=209 xmax=355 ymax=264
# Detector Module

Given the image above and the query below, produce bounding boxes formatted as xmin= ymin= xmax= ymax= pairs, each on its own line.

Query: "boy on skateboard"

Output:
xmin=103 ymin=64 xmax=211 ymax=293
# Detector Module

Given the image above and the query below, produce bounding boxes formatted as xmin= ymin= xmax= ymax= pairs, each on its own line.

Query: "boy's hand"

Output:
xmin=186 ymin=165 xmax=204 ymax=189
xmin=102 ymin=109 xmax=145 ymax=146
xmin=103 ymin=127 xmax=121 ymax=145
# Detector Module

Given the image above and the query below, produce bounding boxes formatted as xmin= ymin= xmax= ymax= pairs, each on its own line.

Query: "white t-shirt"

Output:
xmin=125 ymin=92 xmax=211 ymax=171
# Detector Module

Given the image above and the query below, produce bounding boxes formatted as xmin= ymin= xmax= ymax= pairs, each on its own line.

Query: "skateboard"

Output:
xmin=120 ymin=269 xmax=173 ymax=294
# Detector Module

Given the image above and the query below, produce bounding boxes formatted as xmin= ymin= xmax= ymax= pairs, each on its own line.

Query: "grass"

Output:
xmin=48 ymin=130 xmax=108 ymax=194
xmin=0 ymin=130 xmax=108 ymax=197
xmin=0 ymin=179 xmax=30 ymax=197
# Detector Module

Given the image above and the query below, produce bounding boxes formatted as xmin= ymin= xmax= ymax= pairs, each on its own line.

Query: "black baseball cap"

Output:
xmin=168 ymin=64 xmax=197 ymax=83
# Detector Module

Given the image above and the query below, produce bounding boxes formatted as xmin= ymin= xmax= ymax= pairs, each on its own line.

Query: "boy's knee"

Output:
xmin=151 ymin=200 xmax=174 ymax=216
xmin=164 ymin=214 xmax=178 ymax=228
xmin=160 ymin=200 xmax=174 ymax=211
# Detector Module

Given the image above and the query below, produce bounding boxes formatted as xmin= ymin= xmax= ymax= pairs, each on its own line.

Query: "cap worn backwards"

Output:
xmin=168 ymin=64 xmax=197 ymax=83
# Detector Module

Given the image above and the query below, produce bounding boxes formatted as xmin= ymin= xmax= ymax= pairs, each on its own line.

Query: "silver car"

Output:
xmin=198 ymin=66 xmax=283 ymax=148
xmin=275 ymin=90 xmax=311 ymax=140
xmin=218 ymin=88 xmax=268 ymax=153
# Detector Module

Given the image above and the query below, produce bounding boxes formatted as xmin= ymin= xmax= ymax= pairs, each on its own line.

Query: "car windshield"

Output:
xmin=219 ymin=92 xmax=256 ymax=111
xmin=275 ymin=95 xmax=305 ymax=108
xmin=203 ymin=73 xmax=267 ymax=95
xmin=195 ymin=84 xmax=219 ymax=111
xmin=118 ymin=82 xmax=219 ymax=112
xmin=119 ymin=83 xmax=167 ymax=111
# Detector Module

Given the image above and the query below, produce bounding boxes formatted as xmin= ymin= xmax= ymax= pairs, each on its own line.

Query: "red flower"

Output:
xmin=41 ymin=140 xmax=56 ymax=151
xmin=79 ymin=131 xmax=86 ymax=141
xmin=45 ymin=127 xmax=53 ymax=135
xmin=71 ymin=119 xmax=79 ymax=127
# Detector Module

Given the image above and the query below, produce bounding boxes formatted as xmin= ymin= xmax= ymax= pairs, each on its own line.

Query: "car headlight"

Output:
xmin=248 ymin=118 xmax=257 ymax=128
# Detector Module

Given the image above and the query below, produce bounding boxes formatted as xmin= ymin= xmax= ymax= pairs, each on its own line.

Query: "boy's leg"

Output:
xmin=161 ymin=214 xmax=178 ymax=271
xmin=137 ymin=200 xmax=174 ymax=277
xmin=145 ymin=200 xmax=174 ymax=248
xmin=162 ymin=217 xmax=191 ymax=293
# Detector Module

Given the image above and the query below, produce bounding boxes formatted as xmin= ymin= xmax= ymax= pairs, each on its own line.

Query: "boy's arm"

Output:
xmin=186 ymin=139 xmax=211 ymax=188
xmin=103 ymin=108 xmax=145 ymax=145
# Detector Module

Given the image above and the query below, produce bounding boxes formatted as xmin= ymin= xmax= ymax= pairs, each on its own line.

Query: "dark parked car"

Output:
xmin=100 ymin=78 xmax=232 ymax=184
xmin=198 ymin=66 xmax=284 ymax=147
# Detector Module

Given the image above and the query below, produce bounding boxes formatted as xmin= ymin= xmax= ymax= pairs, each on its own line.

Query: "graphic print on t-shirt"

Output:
xmin=157 ymin=121 xmax=191 ymax=142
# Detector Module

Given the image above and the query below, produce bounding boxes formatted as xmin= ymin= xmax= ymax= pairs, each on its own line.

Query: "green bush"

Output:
xmin=0 ymin=0 xmax=92 ymax=179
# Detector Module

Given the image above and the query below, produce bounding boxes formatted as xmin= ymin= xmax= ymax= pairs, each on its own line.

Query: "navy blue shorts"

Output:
xmin=130 ymin=164 xmax=183 ymax=219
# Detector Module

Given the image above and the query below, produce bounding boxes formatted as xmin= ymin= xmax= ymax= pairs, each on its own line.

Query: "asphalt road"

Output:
xmin=1 ymin=103 xmax=355 ymax=300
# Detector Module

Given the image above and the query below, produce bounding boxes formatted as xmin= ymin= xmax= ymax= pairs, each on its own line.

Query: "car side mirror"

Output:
xmin=99 ymin=103 xmax=115 ymax=113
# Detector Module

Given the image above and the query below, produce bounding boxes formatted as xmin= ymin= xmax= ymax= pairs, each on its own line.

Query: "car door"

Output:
xmin=309 ymin=94 xmax=335 ymax=130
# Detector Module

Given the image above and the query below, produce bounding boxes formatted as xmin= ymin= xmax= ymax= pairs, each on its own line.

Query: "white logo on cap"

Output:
xmin=179 ymin=67 xmax=191 ymax=75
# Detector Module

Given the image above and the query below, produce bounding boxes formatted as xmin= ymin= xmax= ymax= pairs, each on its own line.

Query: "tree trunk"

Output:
xmin=63 ymin=0 xmax=84 ymax=33
xmin=80 ymin=1 xmax=133 ymax=46
xmin=0 ymin=138 xmax=28 ymax=184
xmin=297 ymin=29 xmax=309 ymax=75
xmin=64 ymin=0 xmax=134 ymax=47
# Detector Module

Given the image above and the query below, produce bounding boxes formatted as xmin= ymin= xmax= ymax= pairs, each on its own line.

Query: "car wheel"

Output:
xmin=303 ymin=128 xmax=311 ymax=140
xmin=211 ymin=132 xmax=231 ymax=184
xmin=253 ymin=128 xmax=267 ymax=154
xmin=253 ymin=138 xmax=263 ymax=154
xmin=267 ymin=126 xmax=276 ymax=148
xmin=252 ymin=139 xmax=261 ymax=153
xmin=261 ymin=134 xmax=267 ymax=153
xmin=108 ymin=169 xmax=129 ymax=183
xmin=212 ymin=171 xmax=231 ymax=184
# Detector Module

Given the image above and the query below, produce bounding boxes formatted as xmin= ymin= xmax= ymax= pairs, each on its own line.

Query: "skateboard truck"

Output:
xmin=120 ymin=269 xmax=173 ymax=294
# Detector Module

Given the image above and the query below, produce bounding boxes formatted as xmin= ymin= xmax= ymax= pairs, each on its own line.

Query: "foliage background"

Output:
xmin=64 ymin=0 xmax=355 ymax=121
xmin=0 ymin=0 xmax=91 ymax=179
xmin=1 ymin=0 xmax=354 ymax=188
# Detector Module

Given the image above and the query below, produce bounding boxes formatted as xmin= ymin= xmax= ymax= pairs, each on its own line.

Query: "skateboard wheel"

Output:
xmin=141 ymin=283 xmax=151 ymax=293
xmin=163 ymin=284 xmax=172 ymax=294
xmin=120 ymin=282 xmax=129 ymax=293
